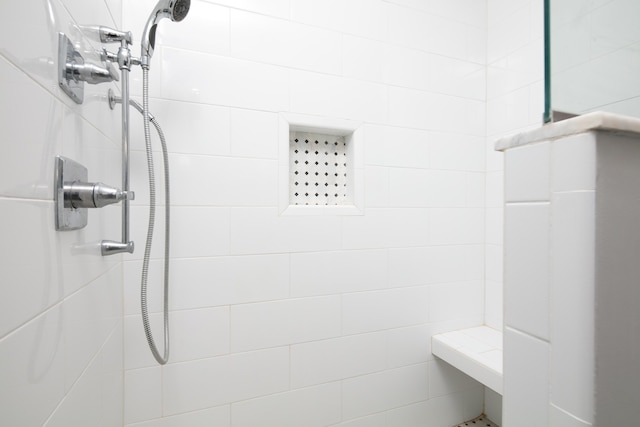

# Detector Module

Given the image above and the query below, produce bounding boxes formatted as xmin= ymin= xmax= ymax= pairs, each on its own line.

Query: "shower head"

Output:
xmin=141 ymin=0 xmax=190 ymax=68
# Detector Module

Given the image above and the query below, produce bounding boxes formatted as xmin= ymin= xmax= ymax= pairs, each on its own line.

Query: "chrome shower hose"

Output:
xmin=140 ymin=67 xmax=170 ymax=365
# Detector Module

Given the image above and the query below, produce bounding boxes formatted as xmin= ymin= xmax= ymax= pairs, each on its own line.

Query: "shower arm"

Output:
xmin=101 ymin=33 xmax=139 ymax=256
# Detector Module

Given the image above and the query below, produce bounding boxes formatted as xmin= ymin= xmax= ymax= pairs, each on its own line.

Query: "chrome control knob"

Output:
xmin=65 ymin=181 xmax=134 ymax=209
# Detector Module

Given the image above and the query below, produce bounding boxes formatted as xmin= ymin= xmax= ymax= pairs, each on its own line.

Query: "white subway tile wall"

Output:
xmin=504 ymin=203 xmax=550 ymax=341
xmin=486 ymin=0 xmax=545 ymax=332
xmin=501 ymin=124 xmax=601 ymax=424
xmin=119 ymin=0 xmax=495 ymax=425
xmin=503 ymin=327 xmax=549 ymax=427
xmin=0 ymin=0 xmax=124 ymax=425
xmin=550 ymin=191 xmax=595 ymax=424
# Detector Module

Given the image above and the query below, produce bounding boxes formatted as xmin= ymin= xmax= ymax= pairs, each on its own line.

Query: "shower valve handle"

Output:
xmin=98 ymin=26 xmax=132 ymax=45
xmin=66 ymin=60 xmax=119 ymax=85
xmin=100 ymin=48 xmax=118 ymax=63
xmin=64 ymin=181 xmax=134 ymax=209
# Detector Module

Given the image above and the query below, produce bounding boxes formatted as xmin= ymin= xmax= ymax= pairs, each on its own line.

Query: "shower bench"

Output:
xmin=431 ymin=326 xmax=503 ymax=395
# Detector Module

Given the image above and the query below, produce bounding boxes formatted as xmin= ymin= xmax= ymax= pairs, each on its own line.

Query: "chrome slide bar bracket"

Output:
xmin=100 ymin=30 xmax=137 ymax=256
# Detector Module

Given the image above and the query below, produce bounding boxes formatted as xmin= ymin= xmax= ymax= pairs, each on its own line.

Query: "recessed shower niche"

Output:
xmin=279 ymin=113 xmax=363 ymax=215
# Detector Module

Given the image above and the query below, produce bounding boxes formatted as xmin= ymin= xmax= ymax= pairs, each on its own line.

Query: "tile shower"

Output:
xmin=0 ymin=0 xmax=543 ymax=426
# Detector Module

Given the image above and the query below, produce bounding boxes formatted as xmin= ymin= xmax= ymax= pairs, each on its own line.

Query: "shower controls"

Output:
xmin=79 ymin=25 xmax=132 ymax=45
xmin=55 ymin=156 xmax=88 ymax=230
xmin=58 ymin=33 xmax=84 ymax=104
xmin=97 ymin=26 xmax=132 ymax=45
xmin=57 ymin=33 xmax=119 ymax=104
xmin=54 ymin=156 xmax=134 ymax=231
xmin=65 ymin=60 xmax=119 ymax=85
xmin=65 ymin=181 xmax=133 ymax=209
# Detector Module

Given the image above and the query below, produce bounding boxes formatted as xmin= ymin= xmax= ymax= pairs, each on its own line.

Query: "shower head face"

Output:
xmin=171 ymin=0 xmax=190 ymax=22
xmin=150 ymin=0 xmax=191 ymax=23
xmin=141 ymin=0 xmax=191 ymax=66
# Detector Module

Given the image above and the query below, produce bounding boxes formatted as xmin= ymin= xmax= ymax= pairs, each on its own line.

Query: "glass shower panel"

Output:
xmin=545 ymin=0 xmax=640 ymax=122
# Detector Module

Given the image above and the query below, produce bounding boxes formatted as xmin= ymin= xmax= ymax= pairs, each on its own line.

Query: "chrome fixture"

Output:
xmin=57 ymin=29 xmax=134 ymax=253
xmin=65 ymin=60 xmax=119 ymax=85
xmin=55 ymin=0 xmax=190 ymax=365
xmin=78 ymin=25 xmax=133 ymax=46
xmin=108 ymin=89 xmax=153 ymax=118
xmin=65 ymin=181 xmax=130 ymax=209
xmin=141 ymin=0 xmax=190 ymax=68
xmin=54 ymin=156 xmax=133 ymax=231
xmin=54 ymin=156 xmax=88 ymax=231
xmin=99 ymin=26 xmax=137 ymax=256
xmin=58 ymin=33 xmax=119 ymax=104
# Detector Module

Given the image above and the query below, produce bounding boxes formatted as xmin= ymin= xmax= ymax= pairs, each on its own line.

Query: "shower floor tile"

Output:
xmin=453 ymin=414 xmax=499 ymax=427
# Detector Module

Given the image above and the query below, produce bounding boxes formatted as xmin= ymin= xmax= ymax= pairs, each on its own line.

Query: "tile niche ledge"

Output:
xmin=432 ymin=326 xmax=503 ymax=395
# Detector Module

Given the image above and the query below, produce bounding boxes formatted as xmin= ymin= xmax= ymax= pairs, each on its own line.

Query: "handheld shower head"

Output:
xmin=141 ymin=0 xmax=190 ymax=68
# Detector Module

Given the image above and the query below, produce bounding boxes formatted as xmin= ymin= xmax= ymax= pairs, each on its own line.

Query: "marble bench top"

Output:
xmin=496 ymin=111 xmax=640 ymax=151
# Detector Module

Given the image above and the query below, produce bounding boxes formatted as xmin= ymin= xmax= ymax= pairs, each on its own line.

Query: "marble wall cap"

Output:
xmin=495 ymin=111 xmax=640 ymax=152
